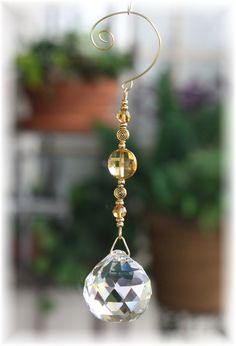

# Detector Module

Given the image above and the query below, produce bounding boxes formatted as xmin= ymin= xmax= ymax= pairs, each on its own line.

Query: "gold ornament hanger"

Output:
xmin=90 ymin=6 xmax=161 ymax=93
xmin=83 ymin=4 xmax=162 ymax=323
xmin=90 ymin=5 xmax=161 ymax=255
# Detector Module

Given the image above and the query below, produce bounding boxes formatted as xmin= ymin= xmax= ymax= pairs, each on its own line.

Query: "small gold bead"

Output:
xmin=114 ymin=186 xmax=127 ymax=199
xmin=121 ymin=100 xmax=128 ymax=111
xmin=118 ymin=142 xmax=126 ymax=149
xmin=112 ymin=204 xmax=127 ymax=218
xmin=116 ymin=110 xmax=131 ymax=123
xmin=116 ymin=217 xmax=125 ymax=222
xmin=115 ymin=199 xmax=124 ymax=205
xmin=117 ymin=128 xmax=130 ymax=141
xmin=116 ymin=199 xmax=124 ymax=205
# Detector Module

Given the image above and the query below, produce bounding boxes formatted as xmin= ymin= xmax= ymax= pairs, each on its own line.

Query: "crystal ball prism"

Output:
xmin=83 ymin=250 xmax=152 ymax=322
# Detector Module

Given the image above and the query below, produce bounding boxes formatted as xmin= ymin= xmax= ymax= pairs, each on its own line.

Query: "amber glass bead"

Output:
xmin=108 ymin=148 xmax=137 ymax=179
xmin=112 ymin=205 xmax=127 ymax=218
xmin=116 ymin=111 xmax=131 ymax=123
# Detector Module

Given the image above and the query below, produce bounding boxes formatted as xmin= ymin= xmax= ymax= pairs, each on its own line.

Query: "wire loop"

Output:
xmin=110 ymin=236 xmax=131 ymax=256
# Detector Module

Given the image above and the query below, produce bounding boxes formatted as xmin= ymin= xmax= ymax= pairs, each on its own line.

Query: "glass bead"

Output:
xmin=83 ymin=250 xmax=152 ymax=322
xmin=108 ymin=149 xmax=137 ymax=179
xmin=112 ymin=204 xmax=127 ymax=218
xmin=116 ymin=111 xmax=131 ymax=123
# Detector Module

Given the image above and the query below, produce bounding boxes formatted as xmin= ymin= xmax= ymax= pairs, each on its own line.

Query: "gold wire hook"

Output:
xmin=90 ymin=10 xmax=161 ymax=92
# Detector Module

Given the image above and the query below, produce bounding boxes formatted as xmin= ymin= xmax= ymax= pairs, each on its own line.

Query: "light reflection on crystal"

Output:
xmin=83 ymin=250 xmax=152 ymax=322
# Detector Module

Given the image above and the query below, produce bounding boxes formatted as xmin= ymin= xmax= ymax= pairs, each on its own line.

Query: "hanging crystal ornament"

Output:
xmin=83 ymin=250 xmax=152 ymax=322
xmin=83 ymin=5 xmax=161 ymax=323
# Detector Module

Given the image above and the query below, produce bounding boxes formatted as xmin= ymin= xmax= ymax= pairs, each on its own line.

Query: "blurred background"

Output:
xmin=1 ymin=0 xmax=231 ymax=343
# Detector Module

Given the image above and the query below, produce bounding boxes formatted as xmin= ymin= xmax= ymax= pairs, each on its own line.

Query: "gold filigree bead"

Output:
xmin=114 ymin=186 xmax=127 ymax=199
xmin=108 ymin=148 xmax=137 ymax=179
xmin=116 ymin=110 xmax=131 ymax=123
xmin=112 ymin=205 xmax=127 ymax=218
xmin=117 ymin=128 xmax=130 ymax=141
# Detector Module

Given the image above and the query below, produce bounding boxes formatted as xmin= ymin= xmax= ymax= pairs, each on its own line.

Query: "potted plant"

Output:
xmin=145 ymin=72 xmax=222 ymax=313
xmin=16 ymin=32 xmax=133 ymax=132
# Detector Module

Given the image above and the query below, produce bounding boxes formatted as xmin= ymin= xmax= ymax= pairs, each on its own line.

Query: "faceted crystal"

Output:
xmin=112 ymin=204 xmax=127 ymax=218
xmin=83 ymin=250 xmax=152 ymax=322
xmin=116 ymin=110 xmax=131 ymax=123
xmin=108 ymin=149 xmax=137 ymax=179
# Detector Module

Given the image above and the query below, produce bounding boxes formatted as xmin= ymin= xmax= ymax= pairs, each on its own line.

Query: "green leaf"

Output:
xmin=16 ymin=52 xmax=43 ymax=88
xmin=181 ymin=195 xmax=198 ymax=218
xmin=38 ymin=296 xmax=55 ymax=314
xmin=198 ymin=206 xmax=220 ymax=232
xmin=33 ymin=256 xmax=50 ymax=274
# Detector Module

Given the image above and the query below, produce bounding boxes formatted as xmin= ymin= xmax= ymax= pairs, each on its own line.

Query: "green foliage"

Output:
xmin=148 ymin=71 xmax=222 ymax=231
xmin=16 ymin=52 xmax=43 ymax=88
xmin=38 ymin=296 xmax=55 ymax=314
xmin=16 ymin=32 xmax=133 ymax=88
xmin=32 ymin=215 xmax=88 ymax=286
xmin=151 ymin=148 xmax=221 ymax=229
xmin=31 ymin=134 xmax=138 ymax=287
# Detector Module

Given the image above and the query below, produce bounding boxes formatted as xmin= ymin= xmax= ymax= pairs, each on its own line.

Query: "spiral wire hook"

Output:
xmin=90 ymin=8 xmax=161 ymax=92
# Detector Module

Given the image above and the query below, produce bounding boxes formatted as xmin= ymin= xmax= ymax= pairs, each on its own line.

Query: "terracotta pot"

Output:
xmin=148 ymin=213 xmax=222 ymax=313
xmin=18 ymin=78 xmax=118 ymax=132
